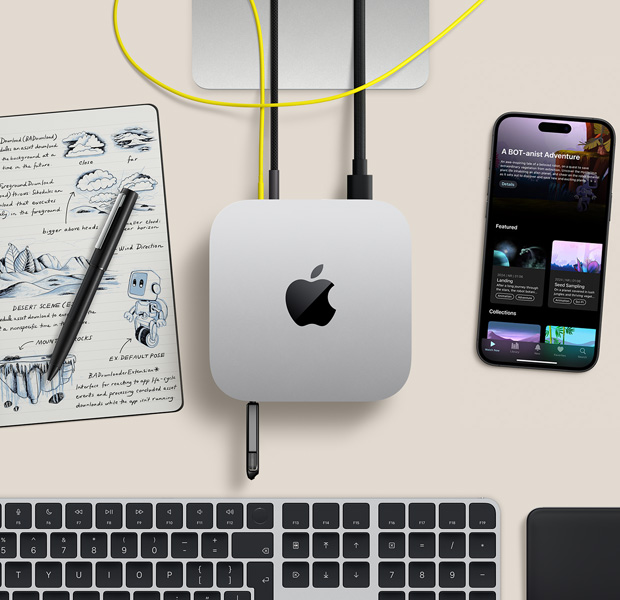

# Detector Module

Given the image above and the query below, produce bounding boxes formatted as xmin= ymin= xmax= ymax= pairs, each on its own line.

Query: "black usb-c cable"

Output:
xmin=347 ymin=0 xmax=373 ymax=200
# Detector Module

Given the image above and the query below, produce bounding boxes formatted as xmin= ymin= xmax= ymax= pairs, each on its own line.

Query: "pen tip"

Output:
xmin=46 ymin=365 xmax=59 ymax=381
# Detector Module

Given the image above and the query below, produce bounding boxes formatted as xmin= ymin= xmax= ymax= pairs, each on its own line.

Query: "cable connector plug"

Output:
xmin=347 ymin=160 xmax=373 ymax=200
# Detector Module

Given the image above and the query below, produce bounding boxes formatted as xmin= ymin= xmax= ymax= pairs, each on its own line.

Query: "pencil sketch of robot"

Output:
xmin=124 ymin=270 xmax=168 ymax=348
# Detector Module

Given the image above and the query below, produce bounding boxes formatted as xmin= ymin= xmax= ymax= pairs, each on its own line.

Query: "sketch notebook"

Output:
xmin=0 ymin=104 xmax=183 ymax=426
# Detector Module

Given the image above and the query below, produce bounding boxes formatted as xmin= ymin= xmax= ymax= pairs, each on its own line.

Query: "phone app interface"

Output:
xmin=480 ymin=116 xmax=613 ymax=369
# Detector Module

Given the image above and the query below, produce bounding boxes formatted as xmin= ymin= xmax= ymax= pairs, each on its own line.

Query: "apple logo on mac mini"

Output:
xmin=285 ymin=264 xmax=335 ymax=327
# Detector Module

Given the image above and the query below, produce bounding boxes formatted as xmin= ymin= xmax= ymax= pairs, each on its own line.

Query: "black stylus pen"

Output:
xmin=47 ymin=188 xmax=139 ymax=381
xmin=246 ymin=402 xmax=259 ymax=480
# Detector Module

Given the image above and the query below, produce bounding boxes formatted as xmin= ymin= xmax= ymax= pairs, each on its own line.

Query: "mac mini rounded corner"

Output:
xmin=209 ymin=200 xmax=411 ymax=403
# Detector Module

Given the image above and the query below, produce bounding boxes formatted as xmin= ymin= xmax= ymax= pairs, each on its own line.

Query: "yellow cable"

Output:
xmin=248 ymin=0 xmax=266 ymax=199
xmin=113 ymin=0 xmax=487 ymax=109
xmin=114 ymin=0 xmax=486 ymax=197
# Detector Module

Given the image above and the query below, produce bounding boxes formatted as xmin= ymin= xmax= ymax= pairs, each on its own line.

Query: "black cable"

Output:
xmin=269 ymin=0 xmax=280 ymax=199
xmin=347 ymin=0 xmax=373 ymax=200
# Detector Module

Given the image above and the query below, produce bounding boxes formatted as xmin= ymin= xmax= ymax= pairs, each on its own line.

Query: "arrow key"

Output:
xmin=343 ymin=562 xmax=370 ymax=588
xmin=343 ymin=533 xmax=369 ymax=559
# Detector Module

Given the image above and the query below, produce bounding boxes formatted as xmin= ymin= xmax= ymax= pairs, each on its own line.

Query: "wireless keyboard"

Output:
xmin=0 ymin=498 xmax=500 ymax=600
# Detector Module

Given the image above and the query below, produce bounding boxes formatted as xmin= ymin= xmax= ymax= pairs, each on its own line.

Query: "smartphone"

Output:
xmin=477 ymin=113 xmax=614 ymax=371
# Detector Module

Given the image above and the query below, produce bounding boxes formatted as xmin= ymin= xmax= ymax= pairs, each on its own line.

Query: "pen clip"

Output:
xmin=94 ymin=189 xmax=127 ymax=249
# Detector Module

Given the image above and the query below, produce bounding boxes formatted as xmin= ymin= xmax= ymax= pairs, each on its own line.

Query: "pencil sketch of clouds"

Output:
xmin=112 ymin=126 xmax=156 ymax=152
xmin=120 ymin=173 xmax=158 ymax=192
xmin=62 ymin=132 xmax=105 ymax=157
xmin=90 ymin=192 xmax=116 ymax=207
xmin=77 ymin=169 xmax=117 ymax=192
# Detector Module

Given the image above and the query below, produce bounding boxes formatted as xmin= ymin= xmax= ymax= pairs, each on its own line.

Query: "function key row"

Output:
xmin=0 ymin=502 xmax=495 ymax=531
xmin=282 ymin=503 xmax=496 ymax=530
xmin=0 ymin=504 xmax=273 ymax=531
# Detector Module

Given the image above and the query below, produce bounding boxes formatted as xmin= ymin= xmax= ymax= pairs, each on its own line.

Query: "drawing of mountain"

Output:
xmin=0 ymin=243 xmax=115 ymax=299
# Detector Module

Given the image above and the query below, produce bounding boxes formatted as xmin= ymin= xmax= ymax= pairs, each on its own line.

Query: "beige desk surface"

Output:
xmin=2 ymin=0 xmax=619 ymax=597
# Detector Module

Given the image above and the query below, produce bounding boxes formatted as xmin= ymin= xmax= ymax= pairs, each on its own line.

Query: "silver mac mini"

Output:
xmin=209 ymin=200 xmax=411 ymax=402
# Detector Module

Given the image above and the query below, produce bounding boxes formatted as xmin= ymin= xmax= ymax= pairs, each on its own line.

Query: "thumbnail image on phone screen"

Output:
xmin=477 ymin=113 xmax=614 ymax=371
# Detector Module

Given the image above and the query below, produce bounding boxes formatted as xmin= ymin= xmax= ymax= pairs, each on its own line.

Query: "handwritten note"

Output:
xmin=0 ymin=105 xmax=183 ymax=426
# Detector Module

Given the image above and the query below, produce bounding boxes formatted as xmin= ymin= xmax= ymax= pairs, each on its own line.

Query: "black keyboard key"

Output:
xmin=410 ymin=593 xmax=435 ymax=600
xmin=5 ymin=561 xmax=33 ymax=587
xmin=20 ymin=533 xmax=47 ymax=558
xmin=282 ymin=503 xmax=309 ymax=529
xmin=380 ymin=594 xmax=406 ymax=600
xmin=247 ymin=503 xmax=273 ymax=529
xmin=102 ymin=594 xmax=129 ymax=600
xmin=343 ymin=532 xmax=370 ymax=558
xmin=43 ymin=593 xmax=69 ymax=600
xmin=343 ymin=503 xmax=370 ymax=529
xmin=470 ymin=593 xmax=496 ymax=600
xmin=379 ymin=562 xmax=406 ymax=588
xmin=439 ymin=593 xmax=465 ymax=600
xmin=217 ymin=504 xmax=243 ymax=529
xmin=380 ymin=503 xmax=405 ymax=529
xmin=35 ymin=562 xmax=62 ymax=587
xmin=65 ymin=562 xmax=93 ymax=587
xmin=247 ymin=561 xmax=274 ymax=600
xmin=232 ymin=532 xmax=273 ymax=558
xmin=74 ymin=593 xmax=99 ymax=600
xmin=96 ymin=562 xmax=123 ymax=588
xmin=202 ymin=532 xmax=228 ymax=558
xmin=439 ymin=533 xmax=466 ymax=558
xmin=126 ymin=504 xmax=153 ymax=529
xmin=439 ymin=563 xmax=466 ymax=588
xmin=157 ymin=503 xmax=184 ymax=529
xmin=410 ymin=503 xmax=436 ymax=529
xmin=51 ymin=532 xmax=78 ymax=558
xmin=223 ymin=594 xmax=249 ymax=600
xmin=141 ymin=532 xmax=168 ymax=558
xmin=81 ymin=533 xmax=107 ymax=558
xmin=134 ymin=594 xmax=159 ymax=600
xmin=156 ymin=562 xmax=184 ymax=588
xmin=5 ymin=503 xmax=32 ymax=529
xmin=313 ymin=533 xmax=339 ymax=558
xmin=0 ymin=532 xmax=17 ymax=557
xmin=164 ymin=594 xmax=190 ymax=600
xmin=469 ymin=562 xmax=496 ymax=588
xmin=66 ymin=504 xmax=92 ymax=529
xmin=409 ymin=533 xmax=435 ymax=559
xmin=343 ymin=562 xmax=370 ymax=588
xmin=469 ymin=533 xmax=496 ymax=559
xmin=469 ymin=503 xmax=496 ymax=529
xmin=35 ymin=503 xmax=62 ymax=529
xmin=96 ymin=504 xmax=123 ymax=529
xmin=187 ymin=504 xmax=213 ymax=529
xmin=313 ymin=562 xmax=339 ymax=588
xmin=439 ymin=504 xmax=465 ymax=529
xmin=282 ymin=562 xmax=309 ymax=588
xmin=313 ymin=503 xmax=339 ymax=529
xmin=193 ymin=594 xmax=220 ymax=600
xmin=216 ymin=562 xmax=243 ymax=588
xmin=283 ymin=532 xmax=309 ymax=558
xmin=126 ymin=562 xmax=154 ymax=587
xmin=13 ymin=594 xmax=38 ymax=600
xmin=410 ymin=562 xmax=435 ymax=588
xmin=111 ymin=532 xmax=138 ymax=558
xmin=186 ymin=562 xmax=213 ymax=588
xmin=379 ymin=532 xmax=406 ymax=558
xmin=172 ymin=532 xmax=199 ymax=558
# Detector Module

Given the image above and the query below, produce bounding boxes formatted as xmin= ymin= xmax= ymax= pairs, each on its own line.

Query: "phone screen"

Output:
xmin=478 ymin=114 xmax=614 ymax=370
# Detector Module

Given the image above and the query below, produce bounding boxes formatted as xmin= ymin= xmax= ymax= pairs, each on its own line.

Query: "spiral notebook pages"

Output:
xmin=0 ymin=104 xmax=183 ymax=427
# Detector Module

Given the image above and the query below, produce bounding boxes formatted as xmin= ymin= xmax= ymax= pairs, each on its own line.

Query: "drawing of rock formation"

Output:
xmin=0 ymin=354 xmax=76 ymax=411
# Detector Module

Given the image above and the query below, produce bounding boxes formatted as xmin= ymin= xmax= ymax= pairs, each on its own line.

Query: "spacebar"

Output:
xmin=247 ymin=561 xmax=274 ymax=600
